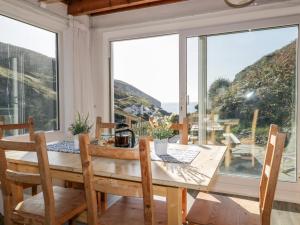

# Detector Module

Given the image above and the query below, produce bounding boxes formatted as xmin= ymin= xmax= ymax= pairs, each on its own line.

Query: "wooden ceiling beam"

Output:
xmin=68 ymin=0 xmax=185 ymax=16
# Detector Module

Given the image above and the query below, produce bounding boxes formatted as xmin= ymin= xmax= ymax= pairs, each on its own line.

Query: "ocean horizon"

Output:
xmin=161 ymin=102 xmax=197 ymax=114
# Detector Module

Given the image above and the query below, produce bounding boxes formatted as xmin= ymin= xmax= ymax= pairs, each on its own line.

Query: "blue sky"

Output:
xmin=1 ymin=14 xmax=297 ymax=106
xmin=0 ymin=15 xmax=56 ymax=58
xmin=187 ymin=26 xmax=298 ymax=103
xmin=114 ymin=26 xmax=298 ymax=105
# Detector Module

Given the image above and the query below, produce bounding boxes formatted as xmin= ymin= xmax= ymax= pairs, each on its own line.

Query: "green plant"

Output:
xmin=149 ymin=115 xmax=174 ymax=140
xmin=69 ymin=113 xmax=93 ymax=135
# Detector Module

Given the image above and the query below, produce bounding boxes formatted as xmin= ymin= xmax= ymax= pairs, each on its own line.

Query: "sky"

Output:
xmin=113 ymin=26 xmax=298 ymax=106
xmin=112 ymin=34 xmax=179 ymax=103
xmin=0 ymin=15 xmax=56 ymax=58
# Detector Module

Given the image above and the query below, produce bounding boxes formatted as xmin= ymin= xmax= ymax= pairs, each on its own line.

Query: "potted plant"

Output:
xmin=149 ymin=115 xmax=173 ymax=155
xmin=69 ymin=113 xmax=93 ymax=149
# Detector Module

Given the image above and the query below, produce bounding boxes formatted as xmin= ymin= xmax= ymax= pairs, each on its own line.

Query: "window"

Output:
xmin=0 ymin=15 xmax=59 ymax=134
xmin=111 ymin=34 xmax=179 ymax=136
xmin=187 ymin=25 xmax=298 ymax=182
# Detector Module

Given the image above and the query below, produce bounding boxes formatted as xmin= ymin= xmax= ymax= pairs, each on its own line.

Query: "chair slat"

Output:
xmin=95 ymin=116 xmax=116 ymax=140
xmin=0 ymin=140 xmax=36 ymax=151
xmin=270 ymin=135 xmax=276 ymax=146
xmin=94 ymin=178 xmax=143 ymax=198
xmin=98 ymin=123 xmax=115 ymax=129
xmin=0 ymin=123 xmax=30 ymax=130
xmin=88 ymin=144 xmax=140 ymax=160
xmin=170 ymin=124 xmax=183 ymax=130
xmin=6 ymin=169 xmax=41 ymax=185
xmin=264 ymin=165 xmax=270 ymax=178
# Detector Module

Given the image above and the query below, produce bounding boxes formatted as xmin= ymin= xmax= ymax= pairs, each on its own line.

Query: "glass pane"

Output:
xmin=188 ymin=26 xmax=298 ymax=182
xmin=0 ymin=15 xmax=58 ymax=135
xmin=112 ymin=35 xmax=179 ymax=138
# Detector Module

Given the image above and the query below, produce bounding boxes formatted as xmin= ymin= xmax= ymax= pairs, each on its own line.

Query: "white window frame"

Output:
xmin=98 ymin=3 xmax=300 ymax=203
xmin=0 ymin=0 xmax=68 ymax=141
xmin=180 ymin=15 xmax=300 ymax=203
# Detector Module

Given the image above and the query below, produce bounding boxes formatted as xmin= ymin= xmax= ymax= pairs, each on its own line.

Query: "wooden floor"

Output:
xmin=1 ymin=189 xmax=299 ymax=225
xmin=187 ymin=190 xmax=300 ymax=225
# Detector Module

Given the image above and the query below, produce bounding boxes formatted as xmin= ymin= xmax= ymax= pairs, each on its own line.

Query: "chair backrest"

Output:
xmin=95 ymin=116 xmax=115 ymax=140
xmin=0 ymin=132 xmax=56 ymax=224
xmin=79 ymin=134 xmax=154 ymax=225
xmin=259 ymin=124 xmax=286 ymax=225
xmin=170 ymin=117 xmax=189 ymax=145
xmin=0 ymin=117 xmax=35 ymax=141
xmin=149 ymin=117 xmax=189 ymax=145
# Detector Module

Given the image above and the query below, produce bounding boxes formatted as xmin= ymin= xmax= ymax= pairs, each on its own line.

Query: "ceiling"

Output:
xmin=40 ymin=0 xmax=290 ymax=16
xmin=40 ymin=0 xmax=187 ymax=16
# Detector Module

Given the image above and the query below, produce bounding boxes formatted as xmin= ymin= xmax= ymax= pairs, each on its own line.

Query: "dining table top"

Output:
xmin=6 ymin=142 xmax=227 ymax=190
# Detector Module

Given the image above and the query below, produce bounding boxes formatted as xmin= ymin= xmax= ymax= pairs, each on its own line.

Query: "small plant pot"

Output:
xmin=154 ymin=138 xmax=168 ymax=155
xmin=74 ymin=135 xmax=79 ymax=149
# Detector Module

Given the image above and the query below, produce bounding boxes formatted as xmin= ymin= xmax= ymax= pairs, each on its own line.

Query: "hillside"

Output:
xmin=114 ymin=79 xmax=169 ymax=121
xmin=114 ymin=80 xmax=161 ymax=107
xmin=213 ymin=40 xmax=296 ymax=141
xmin=0 ymin=42 xmax=57 ymax=131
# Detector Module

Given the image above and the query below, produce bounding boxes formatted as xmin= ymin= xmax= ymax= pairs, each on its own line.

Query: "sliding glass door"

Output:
xmin=187 ymin=25 xmax=298 ymax=182
xmin=111 ymin=34 xmax=180 ymax=136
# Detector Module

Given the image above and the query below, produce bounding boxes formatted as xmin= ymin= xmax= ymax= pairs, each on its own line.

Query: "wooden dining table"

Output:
xmin=5 ymin=142 xmax=226 ymax=225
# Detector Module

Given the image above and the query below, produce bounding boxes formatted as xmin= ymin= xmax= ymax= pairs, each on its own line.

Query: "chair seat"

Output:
xmin=13 ymin=186 xmax=87 ymax=224
xmin=99 ymin=197 xmax=167 ymax=225
xmin=186 ymin=192 xmax=260 ymax=225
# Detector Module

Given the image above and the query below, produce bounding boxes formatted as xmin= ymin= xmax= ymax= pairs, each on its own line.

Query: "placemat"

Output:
xmin=47 ymin=141 xmax=200 ymax=164
xmin=47 ymin=141 xmax=80 ymax=154
xmin=151 ymin=147 xmax=200 ymax=164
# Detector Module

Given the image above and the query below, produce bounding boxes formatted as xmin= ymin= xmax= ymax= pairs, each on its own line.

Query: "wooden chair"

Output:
xmin=149 ymin=116 xmax=189 ymax=223
xmin=95 ymin=116 xmax=116 ymax=140
xmin=95 ymin=116 xmax=116 ymax=212
xmin=0 ymin=132 xmax=87 ymax=225
xmin=0 ymin=117 xmax=37 ymax=196
xmin=149 ymin=117 xmax=188 ymax=145
xmin=79 ymin=134 xmax=167 ymax=225
xmin=168 ymin=117 xmax=189 ymax=222
xmin=186 ymin=124 xmax=286 ymax=225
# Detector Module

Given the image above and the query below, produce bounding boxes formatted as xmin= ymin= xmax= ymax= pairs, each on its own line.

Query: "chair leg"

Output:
xmin=31 ymin=185 xmax=38 ymax=196
xmin=100 ymin=192 xmax=108 ymax=213
xmin=97 ymin=191 xmax=102 ymax=212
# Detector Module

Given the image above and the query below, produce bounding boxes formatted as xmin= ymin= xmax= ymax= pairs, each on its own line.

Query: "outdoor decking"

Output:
xmin=220 ymin=144 xmax=296 ymax=181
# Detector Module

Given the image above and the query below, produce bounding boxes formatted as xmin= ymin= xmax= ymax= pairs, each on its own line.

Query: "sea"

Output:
xmin=161 ymin=102 xmax=198 ymax=114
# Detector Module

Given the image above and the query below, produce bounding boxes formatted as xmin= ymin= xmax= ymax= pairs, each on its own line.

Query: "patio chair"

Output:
xmin=0 ymin=117 xmax=37 ymax=196
xmin=186 ymin=124 xmax=286 ymax=225
xmin=79 ymin=134 xmax=167 ymax=225
xmin=0 ymin=132 xmax=87 ymax=225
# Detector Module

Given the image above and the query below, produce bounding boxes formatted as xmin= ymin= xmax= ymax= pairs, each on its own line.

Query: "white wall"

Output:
xmin=0 ymin=0 xmax=94 ymax=214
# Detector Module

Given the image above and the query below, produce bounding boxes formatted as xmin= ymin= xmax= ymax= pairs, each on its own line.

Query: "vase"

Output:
xmin=154 ymin=138 xmax=168 ymax=155
xmin=74 ymin=135 xmax=79 ymax=149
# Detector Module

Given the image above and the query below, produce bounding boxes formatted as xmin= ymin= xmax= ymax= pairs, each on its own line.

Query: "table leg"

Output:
xmin=167 ymin=187 xmax=182 ymax=225
xmin=182 ymin=188 xmax=187 ymax=224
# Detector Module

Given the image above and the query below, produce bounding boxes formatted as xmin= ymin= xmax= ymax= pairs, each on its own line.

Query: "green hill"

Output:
xmin=0 ymin=42 xmax=57 ymax=131
xmin=212 ymin=40 xmax=296 ymax=143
